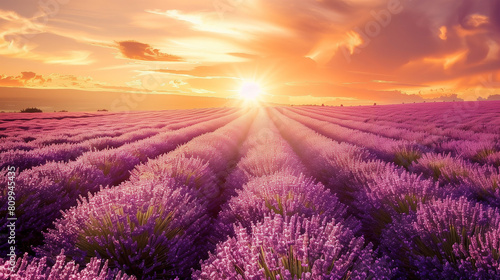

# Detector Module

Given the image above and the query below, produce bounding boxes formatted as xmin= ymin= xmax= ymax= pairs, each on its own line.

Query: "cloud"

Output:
xmin=316 ymin=0 xmax=500 ymax=98
xmin=0 ymin=71 xmax=47 ymax=87
xmin=486 ymin=94 xmax=500 ymax=100
xmin=274 ymin=81 xmax=425 ymax=103
xmin=117 ymin=40 xmax=183 ymax=61
xmin=424 ymin=94 xmax=464 ymax=102
xmin=0 ymin=71 xmax=104 ymax=90
xmin=0 ymin=8 xmax=95 ymax=65
xmin=20 ymin=71 xmax=36 ymax=80
xmin=0 ymin=71 xmax=197 ymax=97
xmin=0 ymin=75 xmax=23 ymax=87
xmin=463 ymin=14 xmax=490 ymax=28
xmin=168 ymin=79 xmax=187 ymax=88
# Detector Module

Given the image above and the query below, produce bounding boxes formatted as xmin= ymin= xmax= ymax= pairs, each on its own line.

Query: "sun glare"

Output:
xmin=239 ymin=81 xmax=262 ymax=101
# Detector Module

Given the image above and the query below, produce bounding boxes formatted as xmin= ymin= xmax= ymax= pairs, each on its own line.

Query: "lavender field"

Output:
xmin=1 ymin=102 xmax=500 ymax=279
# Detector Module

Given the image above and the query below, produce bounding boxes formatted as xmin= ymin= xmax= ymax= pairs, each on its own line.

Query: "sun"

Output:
xmin=239 ymin=81 xmax=262 ymax=101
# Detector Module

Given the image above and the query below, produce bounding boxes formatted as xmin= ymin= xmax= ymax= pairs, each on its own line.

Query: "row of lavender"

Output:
xmin=0 ymin=111 xmax=165 ymax=142
xmin=296 ymin=104 xmax=499 ymax=140
xmin=0 ymin=109 xmax=218 ymax=133
xmin=324 ymin=102 xmax=500 ymax=164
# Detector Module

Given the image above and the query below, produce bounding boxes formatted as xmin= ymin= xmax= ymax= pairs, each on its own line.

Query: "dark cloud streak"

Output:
xmin=117 ymin=40 xmax=183 ymax=62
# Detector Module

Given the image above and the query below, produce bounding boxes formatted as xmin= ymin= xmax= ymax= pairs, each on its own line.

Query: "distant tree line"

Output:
xmin=16 ymin=107 xmax=110 ymax=113
xmin=20 ymin=107 xmax=43 ymax=113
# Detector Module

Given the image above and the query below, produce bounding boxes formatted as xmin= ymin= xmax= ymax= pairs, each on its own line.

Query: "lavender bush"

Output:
xmin=0 ymin=162 xmax=108 ymax=254
xmin=38 ymin=178 xmax=211 ymax=279
xmin=353 ymin=169 xmax=443 ymax=242
xmin=381 ymin=197 xmax=500 ymax=279
xmin=0 ymin=251 xmax=135 ymax=280
xmin=196 ymin=215 xmax=393 ymax=279
xmin=217 ymin=173 xmax=350 ymax=236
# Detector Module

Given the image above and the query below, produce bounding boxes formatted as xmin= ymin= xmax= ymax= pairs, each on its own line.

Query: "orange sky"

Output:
xmin=1 ymin=0 xmax=500 ymax=111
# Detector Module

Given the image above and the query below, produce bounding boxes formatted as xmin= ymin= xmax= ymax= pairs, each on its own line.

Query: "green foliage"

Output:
xmin=394 ymin=148 xmax=421 ymax=169
xmin=76 ymin=205 xmax=183 ymax=276
xmin=411 ymin=224 xmax=486 ymax=267
xmin=370 ymin=194 xmax=428 ymax=238
xmin=264 ymin=191 xmax=318 ymax=217
xmin=258 ymin=246 xmax=311 ymax=280
xmin=472 ymin=148 xmax=496 ymax=162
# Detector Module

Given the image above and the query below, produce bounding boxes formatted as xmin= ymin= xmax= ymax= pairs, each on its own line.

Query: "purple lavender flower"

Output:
xmin=280 ymin=107 xmax=423 ymax=162
xmin=222 ymin=109 xmax=308 ymax=199
xmin=353 ymin=169 xmax=442 ymax=242
xmin=437 ymin=139 xmax=497 ymax=164
xmin=327 ymin=160 xmax=394 ymax=204
xmin=0 ymin=141 xmax=36 ymax=153
xmin=80 ymin=149 xmax=141 ymax=185
xmin=224 ymin=144 xmax=307 ymax=194
xmin=127 ymin=111 xmax=254 ymax=212
xmin=0 ymin=161 xmax=108 ymax=254
xmin=0 ymin=143 xmax=88 ymax=172
xmin=38 ymin=178 xmax=211 ymax=279
xmin=484 ymin=151 xmax=500 ymax=167
xmin=167 ymin=121 xmax=248 ymax=179
xmin=130 ymin=155 xmax=221 ymax=209
xmin=411 ymin=153 xmax=500 ymax=206
xmin=0 ymin=251 xmax=135 ymax=280
xmin=462 ymin=172 xmax=500 ymax=208
xmin=217 ymin=172 xmax=350 ymax=237
xmin=196 ymin=215 xmax=393 ymax=279
xmin=410 ymin=153 xmax=471 ymax=185
xmin=381 ymin=197 xmax=500 ymax=279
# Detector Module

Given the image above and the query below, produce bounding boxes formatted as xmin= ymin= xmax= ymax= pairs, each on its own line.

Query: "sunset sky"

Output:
xmin=1 ymin=0 xmax=500 ymax=111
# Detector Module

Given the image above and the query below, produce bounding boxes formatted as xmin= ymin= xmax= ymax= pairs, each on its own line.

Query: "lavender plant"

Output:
xmin=0 ymin=251 xmax=135 ymax=280
xmin=463 ymin=172 xmax=500 ymax=208
xmin=38 ymin=178 xmax=211 ymax=279
xmin=196 ymin=215 xmax=393 ymax=279
xmin=130 ymin=155 xmax=220 ymax=210
xmin=394 ymin=147 xmax=422 ymax=169
xmin=353 ymin=169 xmax=442 ymax=242
xmin=381 ymin=197 xmax=500 ymax=279
xmin=0 ymin=162 xmax=108 ymax=254
xmin=411 ymin=153 xmax=472 ymax=184
xmin=217 ymin=172 xmax=350 ymax=237
xmin=411 ymin=153 xmax=500 ymax=206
